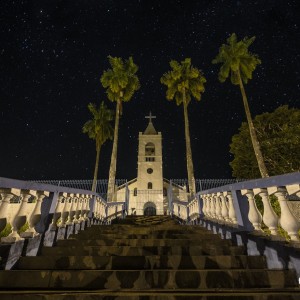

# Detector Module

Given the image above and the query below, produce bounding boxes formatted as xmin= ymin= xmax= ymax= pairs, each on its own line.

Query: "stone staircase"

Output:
xmin=0 ymin=215 xmax=300 ymax=299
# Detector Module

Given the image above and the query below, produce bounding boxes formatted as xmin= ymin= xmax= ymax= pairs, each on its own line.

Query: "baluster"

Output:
xmin=268 ymin=186 xmax=300 ymax=242
xmin=98 ymin=200 xmax=102 ymax=220
xmin=206 ymin=194 xmax=212 ymax=219
xmin=224 ymin=191 xmax=237 ymax=224
xmin=99 ymin=199 xmax=103 ymax=222
xmin=253 ymin=188 xmax=279 ymax=236
xmin=0 ymin=189 xmax=21 ymax=234
xmin=241 ymin=189 xmax=262 ymax=231
xmin=102 ymin=202 xmax=106 ymax=219
xmin=218 ymin=192 xmax=229 ymax=222
xmin=50 ymin=193 xmax=66 ymax=230
xmin=81 ymin=195 xmax=89 ymax=220
xmin=59 ymin=194 xmax=72 ymax=227
xmin=74 ymin=195 xmax=83 ymax=223
xmin=99 ymin=198 xmax=103 ymax=219
xmin=214 ymin=194 xmax=222 ymax=221
xmin=206 ymin=196 xmax=211 ymax=218
xmin=201 ymin=195 xmax=207 ymax=218
xmin=2 ymin=190 xmax=36 ymax=242
xmin=94 ymin=197 xmax=99 ymax=219
xmin=84 ymin=195 xmax=91 ymax=220
xmin=79 ymin=195 xmax=86 ymax=221
xmin=66 ymin=194 xmax=77 ymax=225
xmin=210 ymin=194 xmax=217 ymax=219
xmin=21 ymin=191 xmax=49 ymax=237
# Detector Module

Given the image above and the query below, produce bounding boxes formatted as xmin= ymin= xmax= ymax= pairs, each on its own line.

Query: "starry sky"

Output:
xmin=0 ymin=0 xmax=299 ymax=181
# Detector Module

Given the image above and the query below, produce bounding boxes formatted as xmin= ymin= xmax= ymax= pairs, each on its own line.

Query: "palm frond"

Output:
xmin=212 ymin=33 xmax=261 ymax=84
xmin=160 ymin=58 xmax=206 ymax=106
xmin=82 ymin=101 xmax=114 ymax=150
xmin=101 ymin=56 xmax=140 ymax=104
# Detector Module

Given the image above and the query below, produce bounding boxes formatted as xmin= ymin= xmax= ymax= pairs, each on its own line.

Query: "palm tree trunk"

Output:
xmin=92 ymin=145 xmax=101 ymax=193
xmin=237 ymin=70 xmax=269 ymax=178
xmin=183 ymin=89 xmax=196 ymax=198
xmin=107 ymin=99 xmax=121 ymax=201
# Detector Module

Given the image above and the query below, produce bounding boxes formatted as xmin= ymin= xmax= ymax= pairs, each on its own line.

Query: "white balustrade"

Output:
xmin=268 ymin=186 xmax=300 ymax=242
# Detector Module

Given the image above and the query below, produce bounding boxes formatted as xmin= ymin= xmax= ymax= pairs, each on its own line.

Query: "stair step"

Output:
xmin=69 ymin=232 xmax=216 ymax=239
xmin=1 ymin=290 xmax=300 ymax=300
xmin=0 ymin=269 xmax=297 ymax=289
xmin=55 ymin=238 xmax=230 ymax=247
xmin=42 ymin=245 xmax=246 ymax=256
xmin=81 ymin=230 xmax=211 ymax=236
xmin=2 ymin=216 xmax=299 ymax=298
xmin=16 ymin=255 xmax=266 ymax=270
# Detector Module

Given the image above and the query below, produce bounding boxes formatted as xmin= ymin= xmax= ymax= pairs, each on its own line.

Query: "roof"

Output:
xmin=144 ymin=121 xmax=157 ymax=135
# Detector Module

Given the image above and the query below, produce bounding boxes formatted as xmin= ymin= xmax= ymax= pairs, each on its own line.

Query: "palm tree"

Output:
xmin=100 ymin=56 xmax=140 ymax=201
xmin=212 ymin=33 xmax=269 ymax=178
xmin=161 ymin=58 xmax=206 ymax=197
xmin=82 ymin=102 xmax=114 ymax=192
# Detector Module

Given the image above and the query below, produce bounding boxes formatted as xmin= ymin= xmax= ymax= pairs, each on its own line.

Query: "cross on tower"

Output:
xmin=145 ymin=112 xmax=156 ymax=123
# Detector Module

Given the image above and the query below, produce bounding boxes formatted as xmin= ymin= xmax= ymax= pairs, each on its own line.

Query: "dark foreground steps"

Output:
xmin=0 ymin=215 xmax=299 ymax=299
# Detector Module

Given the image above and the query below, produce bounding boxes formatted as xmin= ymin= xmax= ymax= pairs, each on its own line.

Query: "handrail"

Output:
xmin=0 ymin=177 xmax=128 ymax=245
xmin=169 ymin=172 xmax=300 ymax=277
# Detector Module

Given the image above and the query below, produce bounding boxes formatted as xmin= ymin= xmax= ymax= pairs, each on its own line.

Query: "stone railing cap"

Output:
xmin=0 ymin=188 xmax=21 ymax=196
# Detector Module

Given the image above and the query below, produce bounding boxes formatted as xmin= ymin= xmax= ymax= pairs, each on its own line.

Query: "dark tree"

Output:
xmin=230 ymin=105 xmax=300 ymax=178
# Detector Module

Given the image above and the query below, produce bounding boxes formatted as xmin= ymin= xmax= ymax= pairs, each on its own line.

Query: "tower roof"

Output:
xmin=144 ymin=112 xmax=157 ymax=135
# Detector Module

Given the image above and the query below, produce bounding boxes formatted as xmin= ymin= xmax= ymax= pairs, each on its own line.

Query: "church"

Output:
xmin=113 ymin=113 xmax=189 ymax=216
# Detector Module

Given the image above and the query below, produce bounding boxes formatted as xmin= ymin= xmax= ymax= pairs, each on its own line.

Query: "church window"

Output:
xmin=133 ymin=188 xmax=137 ymax=196
xmin=147 ymin=168 xmax=153 ymax=174
xmin=145 ymin=143 xmax=155 ymax=156
xmin=148 ymin=182 xmax=153 ymax=189
xmin=146 ymin=157 xmax=155 ymax=162
xmin=163 ymin=187 xmax=167 ymax=196
xmin=145 ymin=142 xmax=155 ymax=161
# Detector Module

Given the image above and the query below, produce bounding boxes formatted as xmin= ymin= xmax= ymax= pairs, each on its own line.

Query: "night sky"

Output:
xmin=0 ymin=0 xmax=299 ymax=181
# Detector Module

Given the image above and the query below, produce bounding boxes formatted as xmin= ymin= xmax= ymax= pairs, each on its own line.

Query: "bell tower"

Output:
xmin=135 ymin=113 xmax=164 ymax=215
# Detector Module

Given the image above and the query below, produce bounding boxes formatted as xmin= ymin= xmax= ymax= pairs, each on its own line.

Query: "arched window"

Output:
xmin=133 ymin=188 xmax=137 ymax=196
xmin=145 ymin=142 xmax=155 ymax=161
xmin=148 ymin=182 xmax=153 ymax=189
xmin=145 ymin=142 xmax=155 ymax=155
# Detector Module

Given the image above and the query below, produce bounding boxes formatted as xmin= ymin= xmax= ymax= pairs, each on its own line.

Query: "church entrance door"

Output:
xmin=143 ymin=202 xmax=156 ymax=216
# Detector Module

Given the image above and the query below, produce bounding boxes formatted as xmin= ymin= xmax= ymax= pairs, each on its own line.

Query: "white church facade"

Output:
xmin=114 ymin=113 xmax=189 ymax=216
